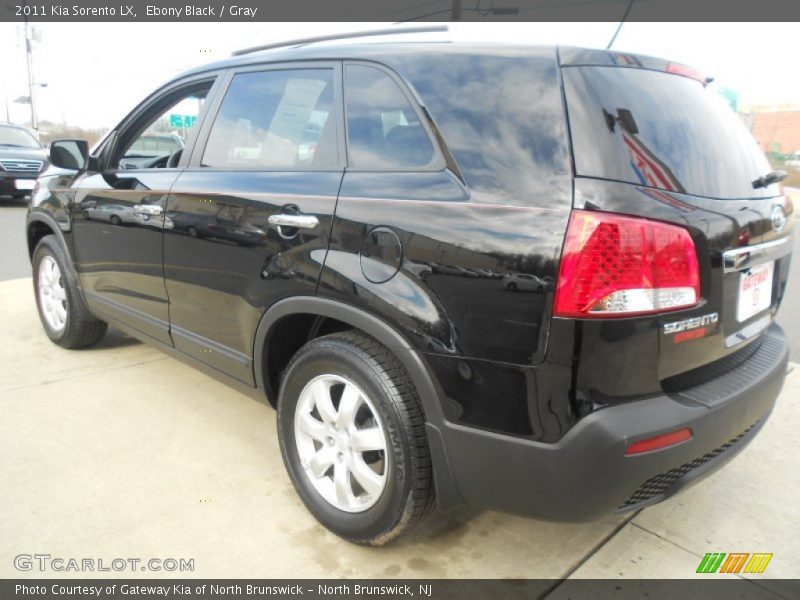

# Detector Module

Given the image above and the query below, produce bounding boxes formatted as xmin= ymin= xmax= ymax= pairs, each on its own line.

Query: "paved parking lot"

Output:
xmin=0 ymin=277 xmax=797 ymax=588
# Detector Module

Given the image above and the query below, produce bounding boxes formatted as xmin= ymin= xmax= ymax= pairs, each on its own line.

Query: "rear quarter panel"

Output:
xmin=318 ymin=48 xmax=575 ymax=441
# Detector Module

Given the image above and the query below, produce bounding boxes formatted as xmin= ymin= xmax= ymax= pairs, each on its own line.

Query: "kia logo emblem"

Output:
xmin=771 ymin=205 xmax=787 ymax=233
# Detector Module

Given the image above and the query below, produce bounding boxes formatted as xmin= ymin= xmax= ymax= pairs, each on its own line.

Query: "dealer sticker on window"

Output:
xmin=737 ymin=261 xmax=774 ymax=322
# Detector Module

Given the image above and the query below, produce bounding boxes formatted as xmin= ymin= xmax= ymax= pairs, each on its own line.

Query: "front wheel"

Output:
xmin=33 ymin=235 xmax=107 ymax=349
xmin=277 ymin=331 xmax=435 ymax=545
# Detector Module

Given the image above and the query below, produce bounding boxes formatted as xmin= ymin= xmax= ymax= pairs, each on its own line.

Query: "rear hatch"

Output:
xmin=560 ymin=48 xmax=794 ymax=384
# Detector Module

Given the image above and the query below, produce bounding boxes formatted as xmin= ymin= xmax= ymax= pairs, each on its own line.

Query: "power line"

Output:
xmin=606 ymin=0 xmax=635 ymax=50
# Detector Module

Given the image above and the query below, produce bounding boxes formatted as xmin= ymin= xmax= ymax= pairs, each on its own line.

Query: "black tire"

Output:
xmin=32 ymin=235 xmax=107 ymax=349
xmin=506 ymin=281 xmax=517 ymax=291
xmin=187 ymin=226 xmax=198 ymax=238
xmin=277 ymin=331 xmax=435 ymax=545
xmin=109 ymin=215 xmax=121 ymax=226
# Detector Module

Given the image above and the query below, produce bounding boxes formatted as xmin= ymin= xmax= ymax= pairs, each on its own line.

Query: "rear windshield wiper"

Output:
xmin=752 ymin=170 xmax=787 ymax=189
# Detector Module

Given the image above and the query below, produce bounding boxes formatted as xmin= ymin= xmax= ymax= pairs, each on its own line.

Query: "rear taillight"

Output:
xmin=553 ymin=210 xmax=700 ymax=318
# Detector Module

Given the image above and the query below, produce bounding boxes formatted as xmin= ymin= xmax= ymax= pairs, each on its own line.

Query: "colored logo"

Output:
xmin=696 ymin=552 xmax=773 ymax=574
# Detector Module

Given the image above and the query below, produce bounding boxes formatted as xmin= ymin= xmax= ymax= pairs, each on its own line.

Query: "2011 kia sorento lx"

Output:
xmin=26 ymin=33 xmax=793 ymax=545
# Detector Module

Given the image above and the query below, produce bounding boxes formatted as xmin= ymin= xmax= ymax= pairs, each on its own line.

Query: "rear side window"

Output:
xmin=563 ymin=67 xmax=775 ymax=199
xmin=202 ymin=68 xmax=338 ymax=170
xmin=344 ymin=64 xmax=434 ymax=170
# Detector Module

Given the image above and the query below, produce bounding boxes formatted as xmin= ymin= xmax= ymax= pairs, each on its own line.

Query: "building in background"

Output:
xmin=740 ymin=103 xmax=800 ymax=159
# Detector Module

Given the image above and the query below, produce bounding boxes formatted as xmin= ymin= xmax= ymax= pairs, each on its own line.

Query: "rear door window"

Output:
xmin=344 ymin=64 xmax=435 ymax=170
xmin=563 ymin=67 xmax=776 ymax=199
xmin=201 ymin=68 xmax=339 ymax=170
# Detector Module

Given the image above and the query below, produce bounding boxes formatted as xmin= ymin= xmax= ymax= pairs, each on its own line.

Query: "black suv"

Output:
xmin=27 ymin=37 xmax=793 ymax=545
xmin=0 ymin=123 xmax=47 ymax=199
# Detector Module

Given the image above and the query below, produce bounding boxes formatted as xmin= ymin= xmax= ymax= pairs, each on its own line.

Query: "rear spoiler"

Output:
xmin=559 ymin=47 xmax=710 ymax=85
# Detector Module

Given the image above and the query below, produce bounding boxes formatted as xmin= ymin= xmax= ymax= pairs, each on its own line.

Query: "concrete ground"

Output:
xmin=0 ymin=277 xmax=797 ymax=587
xmin=0 ymin=196 xmax=32 ymax=282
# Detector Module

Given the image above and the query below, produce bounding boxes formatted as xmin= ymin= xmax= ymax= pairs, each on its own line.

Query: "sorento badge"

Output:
xmin=663 ymin=313 xmax=719 ymax=335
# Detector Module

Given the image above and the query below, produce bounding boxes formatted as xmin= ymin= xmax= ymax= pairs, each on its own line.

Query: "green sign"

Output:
xmin=717 ymin=86 xmax=739 ymax=112
xmin=169 ymin=114 xmax=197 ymax=128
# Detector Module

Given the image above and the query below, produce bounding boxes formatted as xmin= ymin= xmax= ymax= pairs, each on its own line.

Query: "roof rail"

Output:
xmin=232 ymin=25 xmax=449 ymax=56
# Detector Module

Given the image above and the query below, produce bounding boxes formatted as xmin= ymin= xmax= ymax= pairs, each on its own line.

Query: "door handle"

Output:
xmin=133 ymin=205 xmax=163 ymax=216
xmin=267 ymin=214 xmax=319 ymax=229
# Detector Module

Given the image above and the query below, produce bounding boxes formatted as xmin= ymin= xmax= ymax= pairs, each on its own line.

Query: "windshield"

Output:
xmin=0 ymin=125 xmax=40 ymax=148
xmin=563 ymin=67 xmax=776 ymax=199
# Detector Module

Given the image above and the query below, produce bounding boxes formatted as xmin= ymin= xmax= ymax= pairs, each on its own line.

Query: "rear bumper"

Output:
xmin=429 ymin=324 xmax=788 ymax=520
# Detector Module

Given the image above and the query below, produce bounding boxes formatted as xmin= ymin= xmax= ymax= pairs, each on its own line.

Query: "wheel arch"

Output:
xmin=27 ymin=212 xmax=70 ymax=260
xmin=253 ymin=296 xmax=463 ymax=512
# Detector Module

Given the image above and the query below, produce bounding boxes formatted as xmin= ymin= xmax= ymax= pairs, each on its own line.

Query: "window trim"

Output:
xmin=342 ymin=60 xmax=446 ymax=174
xmin=186 ymin=61 xmax=346 ymax=173
xmin=102 ymin=71 xmax=224 ymax=173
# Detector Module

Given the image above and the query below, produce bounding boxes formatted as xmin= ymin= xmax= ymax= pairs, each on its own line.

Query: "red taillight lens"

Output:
xmin=553 ymin=210 xmax=700 ymax=318
xmin=625 ymin=428 xmax=693 ymax=455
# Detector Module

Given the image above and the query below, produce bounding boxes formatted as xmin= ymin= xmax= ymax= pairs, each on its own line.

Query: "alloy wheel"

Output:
xmin=293 ymin=374 xmax=389 ymax=512
xmin=38 ymin=255 xmax=67 ymax=332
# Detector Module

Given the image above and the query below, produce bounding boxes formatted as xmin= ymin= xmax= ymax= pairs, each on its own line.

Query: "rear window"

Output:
xmin=344 ymin=64 xmax=434 ymax=169
xmin=563 ymin=67 xmax=775 ymax=199
xmin=383 ymin=49 xmax=572 ymax=206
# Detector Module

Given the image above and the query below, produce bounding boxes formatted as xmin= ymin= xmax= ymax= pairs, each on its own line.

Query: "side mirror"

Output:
xmin=49 ymin=140 xmax=90 ymax=171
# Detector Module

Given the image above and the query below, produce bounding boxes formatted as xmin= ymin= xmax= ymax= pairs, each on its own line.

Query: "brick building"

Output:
xmin=741 ymin=104 xmax=800 ymax=156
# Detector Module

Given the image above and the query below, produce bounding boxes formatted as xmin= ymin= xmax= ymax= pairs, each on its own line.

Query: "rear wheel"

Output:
xmin=33 ymin=235 xmax=107 ymax=349
xmin=277 ymin=331 xmax=435 ymax=545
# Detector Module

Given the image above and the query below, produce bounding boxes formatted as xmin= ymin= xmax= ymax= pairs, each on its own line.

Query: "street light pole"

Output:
xmin=23 ymin=12 xmax=39 ymax=138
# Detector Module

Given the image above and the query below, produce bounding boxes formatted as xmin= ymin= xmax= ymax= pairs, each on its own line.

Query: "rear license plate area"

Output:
xmin=736 ymin=261 xmax=774 ymax=322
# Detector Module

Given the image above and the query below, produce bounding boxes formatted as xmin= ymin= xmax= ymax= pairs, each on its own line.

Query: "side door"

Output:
xmin=163 ymin=62 xmax=345 ymax=383
xmin=72 ymin=74 xmax=222 ymax=345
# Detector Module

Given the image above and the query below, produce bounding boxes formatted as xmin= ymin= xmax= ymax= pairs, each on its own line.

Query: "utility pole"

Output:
xmin=451 ymin=0 xmax=461 ymax=21
xmin=23 ymin=9 xmax=39 ymax=138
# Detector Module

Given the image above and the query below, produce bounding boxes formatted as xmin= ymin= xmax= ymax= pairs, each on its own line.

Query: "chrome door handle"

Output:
xmin=133 ymin=205 xmax=163 ymax=216
xmin=267 ymin=214 xmax=319 ymax=229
